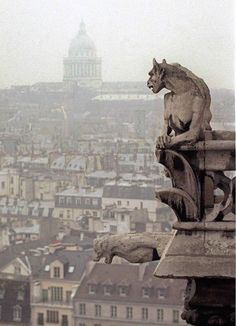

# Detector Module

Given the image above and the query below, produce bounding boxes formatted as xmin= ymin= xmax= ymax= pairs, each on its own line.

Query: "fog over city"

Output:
xmin=0 ymin=0 xmax=234 ymax=89
xmin=0 ymin=1 xmax=235 ymax=325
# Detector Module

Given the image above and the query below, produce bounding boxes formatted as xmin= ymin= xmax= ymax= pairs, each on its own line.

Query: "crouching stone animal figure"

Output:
xmin=93 ymin=232 xmax=172 ymax=264
xmin=147 ymin=58 xmax=212 ymax=148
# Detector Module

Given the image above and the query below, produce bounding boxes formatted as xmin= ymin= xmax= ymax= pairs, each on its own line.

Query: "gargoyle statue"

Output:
xmin=147 ymin=58 xmax=212 ymax=148
xmin=93 ymin=232 xmax=172 ymax=264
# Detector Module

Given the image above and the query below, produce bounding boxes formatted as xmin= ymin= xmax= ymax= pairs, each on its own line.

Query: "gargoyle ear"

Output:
xmin=162 ymin=59 xmax=167 ymax=64
xmin=153 ymin=58 xmax=160 ymax=72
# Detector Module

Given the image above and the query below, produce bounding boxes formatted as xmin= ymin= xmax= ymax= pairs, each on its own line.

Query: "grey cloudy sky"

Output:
xmin=0 ymin=0 xmax=234 ymax=89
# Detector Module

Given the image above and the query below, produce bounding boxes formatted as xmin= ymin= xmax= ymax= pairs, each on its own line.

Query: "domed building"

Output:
xmin=63 ymin=22 xmax=102 ymax=88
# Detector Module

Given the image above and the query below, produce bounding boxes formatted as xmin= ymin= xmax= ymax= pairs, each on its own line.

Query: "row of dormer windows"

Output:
xmin=88 ymin=284 xmax=183 ymax=300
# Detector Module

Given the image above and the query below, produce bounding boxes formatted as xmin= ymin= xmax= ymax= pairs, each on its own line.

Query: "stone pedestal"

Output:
xmin=154 ymin=134 xmax=235 ymax=325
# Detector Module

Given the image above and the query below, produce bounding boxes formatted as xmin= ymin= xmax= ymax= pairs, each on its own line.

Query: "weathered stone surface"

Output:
xmin=167 ymin=231 xmax=205 ymax=256
xmin=154 ymin=255 xmax=234 ymax=279
xmin=155 ymin=225 xmax=235 ymax=279
xmin=93 ymin=232 xmax=172 ymax=264
xmin=173 ymin=221 xmax=235 ymax=231
xmin=204 ymin=231 xmax=235 ymax=256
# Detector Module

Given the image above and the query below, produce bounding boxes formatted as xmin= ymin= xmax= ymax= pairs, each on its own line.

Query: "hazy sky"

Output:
xmin=0 ymin=0 xmax=234 ymax=89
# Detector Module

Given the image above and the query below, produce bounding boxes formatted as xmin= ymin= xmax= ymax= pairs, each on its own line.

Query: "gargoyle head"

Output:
xmin=93 ymin=237 xmax=113 ymax=264
xmin=147 ymin=58 xmax=166 ymax=94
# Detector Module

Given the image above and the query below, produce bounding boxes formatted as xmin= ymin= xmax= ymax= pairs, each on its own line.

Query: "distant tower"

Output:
xmin=63 ymin=21 xmax=102 ymax=88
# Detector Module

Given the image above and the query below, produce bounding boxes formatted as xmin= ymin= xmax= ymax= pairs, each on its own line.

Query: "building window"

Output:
xmin=75 ymin=198 xmax=81 ymax=206
xmin=89 ymin=284 xmax=96 ymax=294
xmin=59 ymin=197 xmax=64 ymax=205
xmin=79 ymin=303 xmax=86 ymax=315
xmin=46 ymin=310 xmax=59 ymax=323
xmin=93 ymin=211 xmax=97 ymax=217
xmin=119 ymin=286 xmax=127 ymax=296
xmin=13 ymin=305 xmax=22 ymax=322
xmin=11 ymin=177 xmax=14 ymax=184
xmin=110 ymin=305 xmax=117 ymax=318
xmin=157 ymin=288 xmax=167 ymax=299
xmin=79 ymin=324 xmax=86 ymax=326
xmin=37 ymin=313 xmax=44 ymax=325
xmin=117 ymin=200 xmax=121 ymax=206
xmin=126 ymin=306 xmax=133 ymax=319
xmin=54 ymin=267 xmax=60 ymax=278
xmin=51 ymin=287 xmax=63 ymax=302
xmin=0 ymin=305 xmax=1 ymax=319
xmin=95 ymin=304 xmax=101 ymax=317
xmin=121 ymin=214 xmax=125 ymax=221
xmin=1 ymin=181 xmax=5 ymax=189
xmin=62 ymin=315 xmax=68 ymax=326
xmin=173 ymin=310 xmax=179 ymax=323
xmin=142 ymin=307 xmax=148 ymax=320
xmin=127 ymin=201 xmax=129 ymax=206
xmin=157 ymin=309 xmax=164 ymax=321
xmin=66 ymin=210 xmax=70 ymax=218
xmin=142 ymin=287 xmax=150 ymax=298
xmin=104 ymin=285 xmax=112 ymax=295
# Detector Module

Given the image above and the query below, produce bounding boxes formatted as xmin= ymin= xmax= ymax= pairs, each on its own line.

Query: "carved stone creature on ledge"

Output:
xmin=93 ymin=232 xmax=172 ymax=264
xmin=147 ymin=58 xmax=212 ymax=148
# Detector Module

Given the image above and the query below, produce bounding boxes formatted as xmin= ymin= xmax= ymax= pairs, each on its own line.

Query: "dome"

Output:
xmin=69 ymin=22 xmax=96 ymax=57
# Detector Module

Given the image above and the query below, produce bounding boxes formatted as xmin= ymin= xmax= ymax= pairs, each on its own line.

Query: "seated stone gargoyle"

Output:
xmin=93 ymin=232 xmax=172 ymax=264
xmin=147 ymin=58 xmax=212 ymax=148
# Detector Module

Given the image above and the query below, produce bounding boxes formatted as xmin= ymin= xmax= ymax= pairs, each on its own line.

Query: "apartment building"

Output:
xmin=73 ymin=262 xmax=186 ymax=326
xmin=31 ymin=249 xmax=92 ymax=326
xmin=53 ymin=187 xmax=103 ymax=229
xmin=102 ymin=181 xmax=162 ymax=221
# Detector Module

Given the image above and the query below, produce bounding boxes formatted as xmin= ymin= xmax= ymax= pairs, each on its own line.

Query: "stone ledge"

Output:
xmin=154 ymin=256 xmax=235 ymax=279
xmin=173 ymin=222 xmax=235 ymax=232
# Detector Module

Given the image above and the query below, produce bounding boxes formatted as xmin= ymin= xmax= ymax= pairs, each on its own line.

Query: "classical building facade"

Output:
xmin=63 ymin=22 xmax=102 ymax=89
